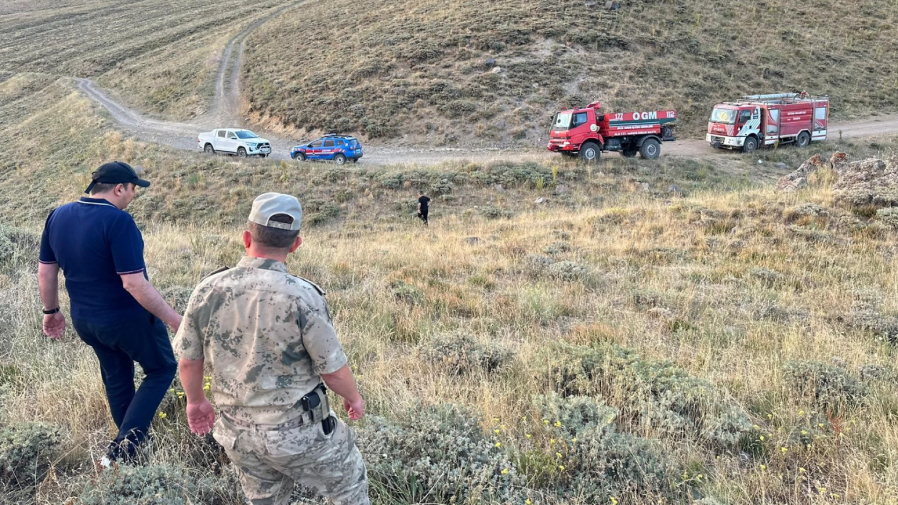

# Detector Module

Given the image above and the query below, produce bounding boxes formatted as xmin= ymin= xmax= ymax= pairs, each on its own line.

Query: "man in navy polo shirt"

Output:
xmin=37 ymin=161 xmax=182 ymax=465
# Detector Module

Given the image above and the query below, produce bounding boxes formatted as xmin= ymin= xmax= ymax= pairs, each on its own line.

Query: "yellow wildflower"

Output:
xmin=501 ymin=468 xmax=509 ymax=475
xmin=158 ymin=412 xmax=167 ymax=419
xmin=525 ymin=434 xmax=531 ymax=439
xmin=558 ymin=465 xmax=565 ymax=471
xmin=555 ymin=452 xmax=562 ymax=458
xmin=526 ymin=500 xmax=531 ymax=505
xmin=799 ymin=467 xmax=806 ymax=473
xmin=494 ymin=429 xmax=501 ymax=434
xmin=781 ymin=447 xmax=788 ymax=454
xmin=611 ymin=498 xmax=618 ymax=505
xmin=554 ymin=421 xmax=562 ymax=428
xmin=495 ymin=442 xmax=501 ymax=448
xmin=759 ymin=464 xmax=766 ymax=471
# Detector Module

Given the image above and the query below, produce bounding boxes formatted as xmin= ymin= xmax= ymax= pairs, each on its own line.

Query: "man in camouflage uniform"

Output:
xmin=174 ymin=192 xmax=368 ymax=505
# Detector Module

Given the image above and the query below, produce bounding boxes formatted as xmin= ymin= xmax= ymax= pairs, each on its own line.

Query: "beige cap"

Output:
xmin=248 ymin=192 xmax=303 ymax=231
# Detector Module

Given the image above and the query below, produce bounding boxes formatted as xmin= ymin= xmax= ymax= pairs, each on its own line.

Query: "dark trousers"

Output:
xmin=418 ymin=210 xmax=429 ymax=225
xmin=73 ymin=312 xmax=176 ymax=460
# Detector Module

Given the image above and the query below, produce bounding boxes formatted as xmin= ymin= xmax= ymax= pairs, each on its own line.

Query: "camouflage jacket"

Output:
xmin=174 ymin=256 xmax=347 ymax=425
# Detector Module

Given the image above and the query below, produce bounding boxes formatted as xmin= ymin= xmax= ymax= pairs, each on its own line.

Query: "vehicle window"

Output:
xmin=710 ymin=108 xmax=736 ymax=125
xmin=228 ymin=132 xmax=237 ymax=139
xmin=571 ymin=112 xmax=588 ymax=128
xmin=552 ymin=112 xmax=572 ymax=130
xmin=235 ymin=130 xmax=259 ymax=139
xmin=324 ymin=139 xmax=335 ymax=147
xmin=739 ymin=110 xmax=752 ymax=124
xmin=217 ymin=131 xmax=226 ymax=138
xmin=310 ymin=140 xmax=323 ymax=148
xmin=815 ymin=107 xmax=827 ymax=120
xmin=336 ymin=140 xmax=345 ymax=146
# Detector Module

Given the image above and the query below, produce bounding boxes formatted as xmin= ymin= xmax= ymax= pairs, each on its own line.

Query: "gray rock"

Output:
xmin=777 ymin=154 xmax=826 ymax=192
xmin=605 ymin=1 xmax=621 ymax=10
xmin=490 ymin=66 xmax=502 ymax=74
xmin=774 ymin=162 xmax=789 ymax=170
xmin=483 ymin=57 xmax=497 ymax=68
xmin=534 ymin=197 xmax=547 ymax=204
xmin=493 ymin=183 xmax=505 ymax=192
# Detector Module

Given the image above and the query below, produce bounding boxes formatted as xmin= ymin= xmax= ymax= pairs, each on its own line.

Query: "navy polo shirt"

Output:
xmin=39 ymin=197 xmax=148 ymax=323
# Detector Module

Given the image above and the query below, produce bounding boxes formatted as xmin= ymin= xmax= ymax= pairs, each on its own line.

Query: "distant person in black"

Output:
xmin=417 ymin=191 xmax=430 ymax=226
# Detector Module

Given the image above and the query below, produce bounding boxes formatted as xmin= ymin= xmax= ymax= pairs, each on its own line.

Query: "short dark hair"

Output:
xmin=90 ymin=182 xmax=133 ymax=195
xmin=247 ymin=214 xmax=299 ymax=249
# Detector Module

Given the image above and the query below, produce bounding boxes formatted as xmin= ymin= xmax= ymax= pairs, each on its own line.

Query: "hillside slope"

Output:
xmin=242 ymin=0 xmax=898 ymax=144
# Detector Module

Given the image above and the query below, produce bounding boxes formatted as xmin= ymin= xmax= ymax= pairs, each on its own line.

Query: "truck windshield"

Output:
xmin=709 ymin=108 xmax=736 ymax=125
xmin=235 ymin=130 xmax=259 ymax=139
xmin=552 ymin=112 xmax=572 ymax=131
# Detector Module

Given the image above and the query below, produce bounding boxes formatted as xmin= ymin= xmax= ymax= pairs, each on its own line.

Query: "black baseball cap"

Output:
xmin=84 ymin=161 xmax=150 ymax=194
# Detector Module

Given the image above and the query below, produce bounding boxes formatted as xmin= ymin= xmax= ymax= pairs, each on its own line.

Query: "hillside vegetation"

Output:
xmin=2 ymin=73 xmax=898 ymax=504
xmin=0 ymin=0 xmax=291 ymax=118
xmin=243 ymin=0 xmax=898 ymax=143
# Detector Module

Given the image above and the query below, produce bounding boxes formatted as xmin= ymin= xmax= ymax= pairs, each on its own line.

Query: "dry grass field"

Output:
xmin=242 ymin=0 xmax=898 ymax=143
xmin=0 ymin=0 xmax=290 ymax=118
xmin=2 ymin=73 xmax=898 ymax=504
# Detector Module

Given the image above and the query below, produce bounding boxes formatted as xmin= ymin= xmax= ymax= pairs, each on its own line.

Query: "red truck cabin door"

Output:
xmin=568 ymin=109 xmax=593 ymax=146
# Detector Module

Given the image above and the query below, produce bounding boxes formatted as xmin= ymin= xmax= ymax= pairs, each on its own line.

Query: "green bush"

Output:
xmin=537 ymin=343 xmax=752 ymax=450
xmin=356 ymin=404 xmax=525 ymax=504
xmin=0 ymin=225 xmax=39 ymax=268
xmin=0 ymin=422 xmax=62 ymax=488
xmin=529 ymin=393 xmax=685 ymax=503
xmin=783 ymin=360 xmax=867 ymax=411
xmin=419 ymin=332 xmax=516 ymax=375
xmin=78 ymin=463 xmax=238 ymax=505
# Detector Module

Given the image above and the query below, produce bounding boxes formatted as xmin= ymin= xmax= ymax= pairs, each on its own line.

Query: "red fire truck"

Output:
xmin=706 ymin=92 xmax=829 ymax=153
xmin=547 ymin=102 xmax=677 ymax=162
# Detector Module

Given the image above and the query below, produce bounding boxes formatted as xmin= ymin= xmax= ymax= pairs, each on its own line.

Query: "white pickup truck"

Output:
xmin=197 ymin=128 xmax=272 ymax=158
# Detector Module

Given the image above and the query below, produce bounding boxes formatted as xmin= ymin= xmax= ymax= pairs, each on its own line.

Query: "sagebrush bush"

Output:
xmin=78 ymin=463 xmax=238 ymax=505
xmin=783 ymin=360 xmax=867 ymax=410
xmin=419 ymin=332 xmax=515 ymax=374
xmin=537 ymin=343 xmax=752 ymax=449
xmin=0 ymin=422 xmax=62 ymax=488
xmin=531 ymin=393 xmax=685 ymax=503
xmin=0 ymin=225 xmax=39 ymax=269
xmin=356 ymin=404 xmax=525 ymax=504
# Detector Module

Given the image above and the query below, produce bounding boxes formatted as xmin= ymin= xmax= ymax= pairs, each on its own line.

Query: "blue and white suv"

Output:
xmin=290 ymin=134 xmax=363 ymax=164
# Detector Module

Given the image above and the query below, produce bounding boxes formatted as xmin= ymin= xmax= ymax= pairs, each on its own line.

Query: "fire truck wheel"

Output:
xmin=639 ymin=139 xmax=661 ymax=160
xmin=579 ymin=142 xmax=601 ymax=163
xmin=796 ymin=131 xmax=811 ymax=148
xmin=742 ymin=136 xmax=758 ymax=154
xmin=621 ymin=149 xmax=638 ymax=158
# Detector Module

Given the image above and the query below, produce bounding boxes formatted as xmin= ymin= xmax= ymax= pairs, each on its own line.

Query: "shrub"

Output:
xmin=844 ymin=308 xmax=898 ymax=345
xmin=78 ymin=463 xmax=238 ymax=505
xmin=531 ymin=393 xmax=685 ymax=503
xmin=0 ymin=225 xmax=39 ymax=267
xmin=548 ymin=260 xmax=588 ymax=282
xmin=783 ymin=360 xmax=867 ymax=410
xmin=537 ymin=343 xmax=752 ymax=450
xmin=0 ymin=422 xmax=62 ymax=488
xmin=389 ymin=280 xmax=423 ymax=305
xmin=356 ymin=404 xmax=525 ymax=504
xmin=419 ymin=332 xmax=516 ymax=374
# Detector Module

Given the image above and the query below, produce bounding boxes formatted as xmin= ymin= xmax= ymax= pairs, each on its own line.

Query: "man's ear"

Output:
xmin=242 ymin=230 xmax=252 ymax=249
xmin=288 ymin=235 xmax=302 ymax=253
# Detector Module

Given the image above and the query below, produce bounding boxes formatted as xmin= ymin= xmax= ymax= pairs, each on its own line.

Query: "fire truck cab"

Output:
xmin=706 ymin=92 xmax=829 ymax=153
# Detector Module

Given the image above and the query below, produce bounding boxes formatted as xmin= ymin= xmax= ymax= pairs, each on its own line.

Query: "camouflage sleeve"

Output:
xmin=173 ymin=283 xmax=210 ymax=361
xmin=299 ymin=296 xmax=347 ymax=375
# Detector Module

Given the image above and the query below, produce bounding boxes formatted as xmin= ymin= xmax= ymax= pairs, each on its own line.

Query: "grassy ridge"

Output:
xmin=0 ymin=0 xmax=289 ymax=118
xmin=243 ymin=0 xmax=898 ymax=143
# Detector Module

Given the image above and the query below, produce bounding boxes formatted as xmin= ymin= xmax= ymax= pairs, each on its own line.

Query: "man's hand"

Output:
xmin=186 ymin=399 xmax=215 ymax=435
xmin=168 ymin=314 xmax=183 ymax=335
xmin=42 ymin=312 xmax=66 ymax=340
xmin=343 ymin=396 xmax=364 ymax=420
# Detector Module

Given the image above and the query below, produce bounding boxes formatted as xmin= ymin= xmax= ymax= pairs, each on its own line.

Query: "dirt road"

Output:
xmin=75 ymin=2 xmax=898 ymax=168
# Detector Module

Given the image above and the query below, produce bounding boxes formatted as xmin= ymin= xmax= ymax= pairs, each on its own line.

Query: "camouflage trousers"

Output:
xmin=214 ymin=413 xmax=369 ymax=505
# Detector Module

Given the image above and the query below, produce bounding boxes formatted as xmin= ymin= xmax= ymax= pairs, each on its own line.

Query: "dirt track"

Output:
xmin=75 ymin=3 xmax=898 ymax=168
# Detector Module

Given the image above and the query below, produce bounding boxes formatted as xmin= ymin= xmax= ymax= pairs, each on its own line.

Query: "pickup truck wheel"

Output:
xmin=639 ymin=138 xmax=661 ymax=159
xmin=334 ymin=154 xmax=347 ymax=165
xmin=742 ymin=136 xmax=758 ymax=154
xmin=621 ymin=149 xmax=638 ymax=158
xmin=237 ymin=147 xmax=247 ymax=158
xmin=579 ymin=142 xmax=601 ymax=163
xmin=796 ymin=131 xmax=811 ymax=148
xmin=294 ymin=152 xmax=307 ymax=162
xmin=204 ymin=144 xmax=215 ymax=154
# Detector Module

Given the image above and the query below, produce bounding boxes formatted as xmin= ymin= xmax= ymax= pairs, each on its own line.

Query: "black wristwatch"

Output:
xmin=42 ymin=307 xmax=60 ymax=315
